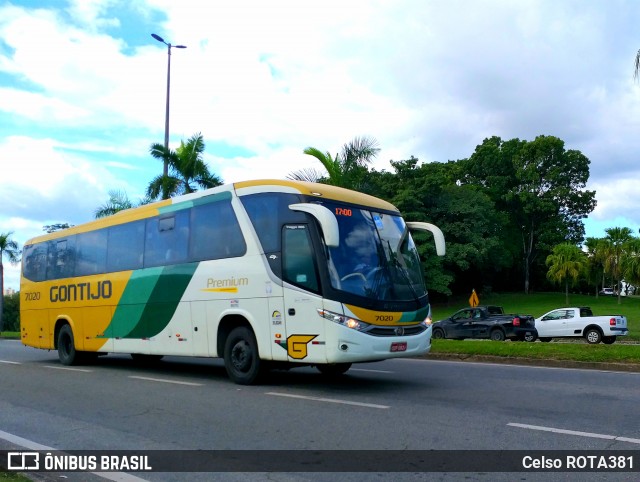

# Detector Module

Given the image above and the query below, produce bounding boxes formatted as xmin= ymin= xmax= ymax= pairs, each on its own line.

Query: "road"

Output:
xmin=1 ymin=338 xmax=639 ymax=481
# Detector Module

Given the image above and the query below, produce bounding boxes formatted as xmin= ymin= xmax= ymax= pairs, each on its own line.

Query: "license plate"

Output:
xmin=390 ymin=342 xmax=407 ymax=352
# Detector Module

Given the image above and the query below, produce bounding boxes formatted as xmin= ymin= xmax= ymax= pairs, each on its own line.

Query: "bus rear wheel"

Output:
xmin=224 ymin=326 xmax=263 ymax=385
xmin=58 ymin=325 xmax=78 ymax=366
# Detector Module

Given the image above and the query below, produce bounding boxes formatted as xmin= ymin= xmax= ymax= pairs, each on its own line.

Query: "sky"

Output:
xmin=1 ymin=0 xmax=640 ymax=291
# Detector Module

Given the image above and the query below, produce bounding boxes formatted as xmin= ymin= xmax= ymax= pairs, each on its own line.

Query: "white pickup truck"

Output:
xmin=535 ymin=307 xmax=628 ymax=344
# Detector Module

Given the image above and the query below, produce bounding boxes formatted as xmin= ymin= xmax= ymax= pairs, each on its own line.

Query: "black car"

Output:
xmin=432 ymin=305 xmax=537 ymax=342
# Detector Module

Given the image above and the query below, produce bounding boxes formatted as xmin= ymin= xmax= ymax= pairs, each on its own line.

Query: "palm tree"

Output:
xmin=0 ymin=232 xmax=20 ymax=333
xmin=584 ymin=237 xmax=607 ymax=296
xmin=602 ymin=227 xmax=633 ymax=304
xmin=148 ymin=132 xmax=222 ymax=200
xmin=95 ymin=190 xmax=154 ymax=219
xmin=622 ymin=237 xmax=640 ymax=295
xmin=545 ymin=242 xmax=586 ymax=305
xmin=95 ymin=189 xmax=134 ymax=218
xmin=288 ymin=136 xmax=380 ymax=190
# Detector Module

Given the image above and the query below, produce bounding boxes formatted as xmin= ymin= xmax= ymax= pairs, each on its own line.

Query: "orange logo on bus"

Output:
xmin=287 ymin=334 xmax=317 ymax=359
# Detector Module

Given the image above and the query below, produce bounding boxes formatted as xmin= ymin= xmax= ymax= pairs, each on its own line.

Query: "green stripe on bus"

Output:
xmin=398 ymin=305 xmax=430 ymax=323
xmin=101 ymin=263 xmax=198 ymax=339
xmin=126 ymin=263 xmax=198 ymax=338
xmin=101 ymin=267 xmax=163 ymax=338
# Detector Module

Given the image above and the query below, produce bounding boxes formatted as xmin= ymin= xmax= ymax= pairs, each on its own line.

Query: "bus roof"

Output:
xmin=24 ymin=179 xmax=400 ymax=246
xmin=234 ymin=179 xmax=398 ymax=212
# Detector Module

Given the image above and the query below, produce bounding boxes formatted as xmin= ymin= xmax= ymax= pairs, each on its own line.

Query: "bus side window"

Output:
xmin=190 ymin=200 xmax=246 ymax=261
xmin=23 ymin=243 xmax=48 ymax=282
xmin=46 ymin=238 xmax=76 ymax=280
xmin=107 ymin=221 xmax=144 ymax=272
xmin=240 ymin=193 xmax=306 ymax=254
xmin=282 ymin=225 xmax=319 ymax=293
xmin=75 ymin=229 xmax=107 ymax=276
xmin=145 ymin=212 xmax=189 ymax=267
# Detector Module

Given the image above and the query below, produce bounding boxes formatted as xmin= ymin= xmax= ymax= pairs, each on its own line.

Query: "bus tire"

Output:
xmin=224 ymin=326 xmax=262 ymax=385
xmin=58 ymin=324 xmax=78 ymax=366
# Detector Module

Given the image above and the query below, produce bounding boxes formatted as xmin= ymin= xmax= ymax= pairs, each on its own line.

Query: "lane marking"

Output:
xmin=266 ymin=392 xmax=390 ymax=409
xmin=129 ymin=375 xmax=203 ymax=386
xmin=508 ymin=423 xmax=640 ymax=444
xmin=45 ymin=365 xmax=93 ymax=372
xmin=0 ymin=429 xmax=149 ymax=482
xmin=0 ymin=360 xmax=21 ymax=365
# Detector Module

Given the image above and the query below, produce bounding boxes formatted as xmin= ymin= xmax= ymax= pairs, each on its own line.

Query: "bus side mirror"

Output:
xmin=406 ymin=222 xmax=446 ymax=256
xmin=288 ymin=203 xmax=340 ymax=248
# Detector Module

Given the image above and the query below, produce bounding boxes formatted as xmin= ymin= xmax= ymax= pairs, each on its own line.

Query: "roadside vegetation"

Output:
xmin=430 ymin=339 xmax=640 ymax=364
xmin=431 ymin=292 xmax=640 ymax=364
xmin=0 ymin=470 xmax=32 ymax=481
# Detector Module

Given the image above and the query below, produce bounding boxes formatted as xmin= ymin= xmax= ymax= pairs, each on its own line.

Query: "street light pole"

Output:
xmin=151 ymin=33 xmax=186 ymax=178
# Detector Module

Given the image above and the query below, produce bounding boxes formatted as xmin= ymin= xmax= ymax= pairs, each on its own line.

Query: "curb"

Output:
xmin=424 ymin=353 xmax=640 ymax=373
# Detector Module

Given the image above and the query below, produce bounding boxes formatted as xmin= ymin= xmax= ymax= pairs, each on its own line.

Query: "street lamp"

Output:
xmin=151 ymin=33 xmax=187 ymax=178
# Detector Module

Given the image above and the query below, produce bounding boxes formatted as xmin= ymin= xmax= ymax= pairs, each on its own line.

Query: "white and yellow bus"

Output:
xmin=20 ymin=180 xmax=445 ymax=384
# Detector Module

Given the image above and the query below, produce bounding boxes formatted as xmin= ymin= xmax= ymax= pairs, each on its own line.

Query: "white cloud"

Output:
xmin=0 ymin=136 xmax=136 ymax=222
xmin=66 ymin=0 xmax=120 ymax=29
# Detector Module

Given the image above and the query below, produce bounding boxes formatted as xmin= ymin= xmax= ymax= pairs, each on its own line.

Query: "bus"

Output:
xmin=20 ymin=179 xmax=445 ymax=384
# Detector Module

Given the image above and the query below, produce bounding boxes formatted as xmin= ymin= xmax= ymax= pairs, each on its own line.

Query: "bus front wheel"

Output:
xmin=58 ymin=325 xmax=78 ymax=366
xmin=224 ymin=326 xmax=263 ymax=385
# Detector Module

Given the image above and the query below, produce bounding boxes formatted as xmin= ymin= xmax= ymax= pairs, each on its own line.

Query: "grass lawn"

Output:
xmin=430 ymin=339 xmax=640 ymax=363
xmin=0 ymin=471 xmax=32 ymax=481
xmin=430 ymin=292 xmax=640 ymax=363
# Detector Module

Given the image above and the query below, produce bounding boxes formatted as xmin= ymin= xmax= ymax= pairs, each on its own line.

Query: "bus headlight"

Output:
xmin=317 ymin=309 xmax=370 ymax=331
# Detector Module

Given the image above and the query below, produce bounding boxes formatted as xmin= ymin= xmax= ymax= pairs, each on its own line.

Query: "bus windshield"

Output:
xmin=326 ymin=205 xmax=426 ymax=301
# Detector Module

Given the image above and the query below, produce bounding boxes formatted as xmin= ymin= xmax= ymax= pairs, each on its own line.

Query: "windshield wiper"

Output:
xmin=386 ymin=239 xmax=420 ymax=301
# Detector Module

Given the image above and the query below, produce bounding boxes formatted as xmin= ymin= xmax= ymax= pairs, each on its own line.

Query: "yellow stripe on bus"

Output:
xmin=344 ymin=305 xmax=403 ymax=325
xmin=201 ymin=287 xmax=239 ymax=293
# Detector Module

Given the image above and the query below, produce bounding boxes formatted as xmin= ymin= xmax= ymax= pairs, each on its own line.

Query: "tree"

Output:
xmin=512 ymin=136 xmax=596 ymax=293
xmin=1 ymin=291 xmax=20 ymax=332
xmin=545 ymin=243 xmax=586 ymax=305
xmin=148 ymin=132 xmax=222 ymax=200
xmin=288 ymin=136 xmax=380 ymax=190
xmin=584 ymin=237 xmax=608 ymax=296
xmin=43 ymin=223 xmax=74 ymax=233
xmin=94 ymin=190 xmax=153 ymax=218
xmin=0 ymin=232 xmax=20 ymax=333
xmin=634 ymin=49 xmax=640 ymax=80
xmin=601 ymin=227 xmax=633 ymax=304
xmin=463 ymin=136 xmax=596 ymax=294
xmin=365 ymin=157 xmax=511 ymax=297
xmin=95 ymin=189 xmax=133 ymax=218
xmin=622 ymin=237 xmax=640 ymax=294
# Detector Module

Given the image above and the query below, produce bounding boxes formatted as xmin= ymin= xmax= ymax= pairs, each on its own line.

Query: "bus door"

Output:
xmin=281 ymin=224 xmax=327 ymax=364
